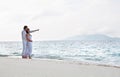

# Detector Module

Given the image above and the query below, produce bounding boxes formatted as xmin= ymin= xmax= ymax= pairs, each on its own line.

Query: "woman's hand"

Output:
xmin=29 ymin=40 xmax=32 ymax=42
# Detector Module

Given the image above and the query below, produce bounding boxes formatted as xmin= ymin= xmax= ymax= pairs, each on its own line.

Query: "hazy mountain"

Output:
xmin=67 ymin=34 xmax=120 ymax=41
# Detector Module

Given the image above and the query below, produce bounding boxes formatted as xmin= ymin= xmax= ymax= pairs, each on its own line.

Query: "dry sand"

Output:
xmin=0 ymin=57 xmax=120 ymax=77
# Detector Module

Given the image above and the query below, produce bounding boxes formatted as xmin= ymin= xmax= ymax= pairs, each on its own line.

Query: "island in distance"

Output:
xmin=67 ymin=34 xmax=120 ymax=41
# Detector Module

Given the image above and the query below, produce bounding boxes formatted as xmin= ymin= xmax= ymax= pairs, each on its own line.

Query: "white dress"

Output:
xmin=25 ymin=34 xmax=32 ymax=57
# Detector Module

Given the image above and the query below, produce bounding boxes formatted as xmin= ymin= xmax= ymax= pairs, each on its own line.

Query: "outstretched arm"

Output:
xmin=30 ymin=29 xmax=39 ymax=33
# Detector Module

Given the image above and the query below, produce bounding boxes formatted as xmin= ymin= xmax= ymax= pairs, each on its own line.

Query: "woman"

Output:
xmin=25 ymin=28 xmax=33 ymax=59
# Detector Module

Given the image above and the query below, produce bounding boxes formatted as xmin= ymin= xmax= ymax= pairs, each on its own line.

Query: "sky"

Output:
xmin=0 ymin=0 xmax=119 ymax=41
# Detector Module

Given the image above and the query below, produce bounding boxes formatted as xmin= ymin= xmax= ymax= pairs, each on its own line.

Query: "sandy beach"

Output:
xmin=0 ymin=57 xmax=120 ymax=77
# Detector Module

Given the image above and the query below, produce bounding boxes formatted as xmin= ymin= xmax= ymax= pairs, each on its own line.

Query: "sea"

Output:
xmin=0 ymin=40 xmax=120 ymax=67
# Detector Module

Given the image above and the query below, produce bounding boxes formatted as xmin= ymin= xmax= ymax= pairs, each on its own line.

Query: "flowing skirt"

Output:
xmin=25 ymin=42 xmax=32 ymax=57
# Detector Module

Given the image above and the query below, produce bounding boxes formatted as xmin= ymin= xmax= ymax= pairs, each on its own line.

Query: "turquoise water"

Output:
xmin=0 ymin=40 xmax=120 ymax=66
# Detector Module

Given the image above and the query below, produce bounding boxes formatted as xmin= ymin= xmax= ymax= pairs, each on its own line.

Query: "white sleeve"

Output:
xmin=22 ymin=30 xmax=26 ymax=40
xmin=30 ymin=29 xmax=39 ymax=33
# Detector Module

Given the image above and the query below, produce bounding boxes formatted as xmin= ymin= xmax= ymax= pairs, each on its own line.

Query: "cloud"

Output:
xmin=62 ymin=0 xmax=120 ymax=36
xmin=0 ymin=0 xmax=119 ymax=41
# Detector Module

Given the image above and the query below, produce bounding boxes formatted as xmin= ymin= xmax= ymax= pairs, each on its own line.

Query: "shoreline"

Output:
xmin=1 ymin=55 xmax=120 ymax=69
xmin=3 ymin=56 xmax=120 ymax=68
